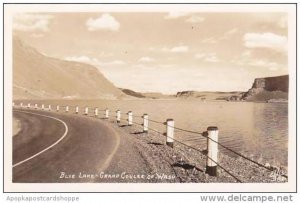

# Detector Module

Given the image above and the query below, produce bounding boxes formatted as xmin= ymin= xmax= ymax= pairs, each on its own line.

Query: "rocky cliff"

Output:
xmin=241 ymin=75 xmax=288 ymax=101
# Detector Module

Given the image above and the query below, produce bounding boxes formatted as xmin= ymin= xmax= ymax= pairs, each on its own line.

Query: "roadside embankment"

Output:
xmin=100 ymin=118 xmax=287 ymax=183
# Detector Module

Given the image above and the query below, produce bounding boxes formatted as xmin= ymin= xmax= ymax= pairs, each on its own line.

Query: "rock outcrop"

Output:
xmin=241 ymin=75 xmax=288 ymax=101
xmin=176 ymin=91 xmax=199 ymax=98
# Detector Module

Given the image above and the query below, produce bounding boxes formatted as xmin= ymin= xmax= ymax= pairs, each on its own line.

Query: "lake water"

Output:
xmin=16 ymin=99 xmax=288 ymax=167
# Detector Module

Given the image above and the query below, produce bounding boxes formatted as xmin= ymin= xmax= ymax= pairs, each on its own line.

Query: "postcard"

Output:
xmin=3 ymin=3 xmax=297 ymax=192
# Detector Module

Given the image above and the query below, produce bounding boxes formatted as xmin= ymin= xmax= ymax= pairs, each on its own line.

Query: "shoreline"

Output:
xmin=102 ymin=118 xmax=288 ymax=183
xmin=12 ymin=100 xmax=288 ymax=168
xmin=12 ymin=107 xmax=288 ymax=183
xmin=13 ymin=97 xmax=289 ymax=103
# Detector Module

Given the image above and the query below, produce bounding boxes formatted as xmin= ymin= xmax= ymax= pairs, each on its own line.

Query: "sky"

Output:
xmin=13 ymin=12 xmax=288 ymax=94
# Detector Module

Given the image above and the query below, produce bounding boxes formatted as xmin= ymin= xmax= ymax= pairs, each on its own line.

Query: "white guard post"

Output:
xmin=206 ymin=126 xmax=219 ymax=177
xmin=95 ymin=107 xmax=98 ymax=117
xmin=127 ymin=111 xmax=133 ymax=126
xmin=105 ymin=109 xmax=109 ymax=119
xmin=166 ymin=119 xmax=174 ymax=148
xmin=116 ymin=110 xmax=121 ymax=123
xmin=143 ymin=114 xmax=148 ymax=133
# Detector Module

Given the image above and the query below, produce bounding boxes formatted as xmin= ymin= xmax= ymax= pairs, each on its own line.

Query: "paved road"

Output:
xmin=12 ymin=109 xmax=120 ymax=183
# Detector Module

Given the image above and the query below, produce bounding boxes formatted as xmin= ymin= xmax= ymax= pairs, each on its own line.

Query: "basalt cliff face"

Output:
xmin=174 ymin=75 xmax=289 ymax=102
xmin=241 ymin=75 xmax=288 ymax=101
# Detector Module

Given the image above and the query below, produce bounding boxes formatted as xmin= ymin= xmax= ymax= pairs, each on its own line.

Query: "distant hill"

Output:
xmin=241 ymin=75 xmax=288 ymax=102
xmin=174 ymin=75 xmax=289 ymax=102
xmin=142 ymin=92 xmax=173 ymax=99
xmin=176 ymin=91 xmax=242 ymax=101
xmin=13 ymin=38 xmax=124 ymax=99
xmin=119 ymin=88 xmax=174 ymax=99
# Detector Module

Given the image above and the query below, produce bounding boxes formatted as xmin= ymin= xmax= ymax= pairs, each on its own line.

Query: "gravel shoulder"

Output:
xmin=100 ymin=118 xmax=288 ymax=183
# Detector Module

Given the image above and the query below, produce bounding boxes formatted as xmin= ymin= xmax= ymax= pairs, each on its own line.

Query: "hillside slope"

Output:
xmin=119 ymin=88 xmax=145 ymax=98
xmin=13 ymin=38 xmax=124 ymax=99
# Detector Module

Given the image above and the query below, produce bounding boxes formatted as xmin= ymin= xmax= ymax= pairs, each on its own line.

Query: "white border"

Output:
xmin=3 ymin=3 xmax=297 ymax=192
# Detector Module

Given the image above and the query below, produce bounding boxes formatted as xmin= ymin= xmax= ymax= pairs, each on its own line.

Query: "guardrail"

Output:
xmin=13 ymin=102 xmax=288 ymax=183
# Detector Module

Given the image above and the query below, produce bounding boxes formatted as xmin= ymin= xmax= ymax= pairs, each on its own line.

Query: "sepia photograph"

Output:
xmin=3 ymin=3 xmax=297 ymax=192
